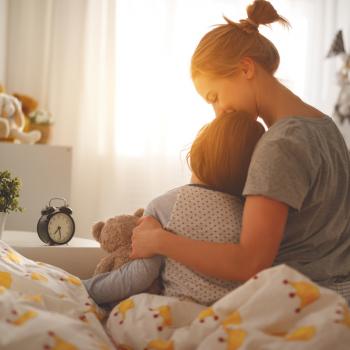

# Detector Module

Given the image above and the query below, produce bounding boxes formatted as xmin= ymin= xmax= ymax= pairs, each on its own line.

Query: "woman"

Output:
xmin=130 ymin=0 xmax=350 ymax=304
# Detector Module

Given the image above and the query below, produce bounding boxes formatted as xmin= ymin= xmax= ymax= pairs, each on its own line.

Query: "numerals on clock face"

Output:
xmin=47 ymin=212 xmax=74 ymax=243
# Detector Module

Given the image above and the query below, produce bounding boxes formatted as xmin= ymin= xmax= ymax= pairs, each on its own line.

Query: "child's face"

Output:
xmin=193 ymin=69 xmax=257 ymax=118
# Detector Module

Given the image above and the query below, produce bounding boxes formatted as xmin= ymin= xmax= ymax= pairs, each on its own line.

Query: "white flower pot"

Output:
xmin=0 ymin=212 xmax=8 ymax=240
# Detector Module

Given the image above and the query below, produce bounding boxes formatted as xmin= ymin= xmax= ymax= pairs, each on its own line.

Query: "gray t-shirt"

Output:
xmin=243 ymin=115 xmax=350 ymax=285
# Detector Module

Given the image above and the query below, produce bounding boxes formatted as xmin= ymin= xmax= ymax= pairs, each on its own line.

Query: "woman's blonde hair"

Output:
xmin=191 ymin=0 xmax=290 ymax=79
xmin=187 ymin=111 xmax=265 ymax=196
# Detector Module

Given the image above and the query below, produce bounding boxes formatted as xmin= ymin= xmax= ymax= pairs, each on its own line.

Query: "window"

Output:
xmin=114 ymin=0 xmax=330 ymax=157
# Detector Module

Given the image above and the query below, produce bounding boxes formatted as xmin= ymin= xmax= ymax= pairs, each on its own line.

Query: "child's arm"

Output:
xmin=131 ymin=195 xmax=288 ymax=281
xmin=83 ymin=187 xmax=179 ymax=305
xmin=82 ymin=256 xmax=162 ymax=304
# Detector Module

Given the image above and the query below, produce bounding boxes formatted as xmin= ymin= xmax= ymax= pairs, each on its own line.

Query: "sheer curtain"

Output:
xmin=3 ymin=0 xmax=348 ymax=237
xmin=5 ymin=0 xmax=119 ymax=236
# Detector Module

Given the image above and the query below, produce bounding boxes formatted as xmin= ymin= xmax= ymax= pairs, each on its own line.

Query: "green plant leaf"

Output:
xmin=0 ymin=170 xmax=24 ymax=213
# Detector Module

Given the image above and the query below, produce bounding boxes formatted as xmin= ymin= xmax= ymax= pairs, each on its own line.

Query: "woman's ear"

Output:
xmin=239 ymin=57 xmax=255 ymax=80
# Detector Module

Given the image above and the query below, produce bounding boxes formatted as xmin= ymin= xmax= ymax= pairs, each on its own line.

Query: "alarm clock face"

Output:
xmin=47 ymin=212 xmax=75 ymax=244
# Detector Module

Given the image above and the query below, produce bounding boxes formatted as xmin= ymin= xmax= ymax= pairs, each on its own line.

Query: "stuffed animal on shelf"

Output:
xmin=0 ymin=92 xmax=41 ymax=143
xmin=12 ymin=93 xmax=38 ymax=117
xmin=14 ymin=93 xmax=53 ymax=144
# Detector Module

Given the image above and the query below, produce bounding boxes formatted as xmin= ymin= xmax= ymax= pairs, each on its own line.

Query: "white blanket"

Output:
xmin=0 ymin=239 xmax=114 ymax=350
xmin=106 ymin=264 xmax=350 ymax=349
xmin=1 ymin=241 xmax=350 ymax=350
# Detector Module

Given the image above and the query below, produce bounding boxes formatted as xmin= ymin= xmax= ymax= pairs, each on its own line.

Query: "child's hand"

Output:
xmin=130 ymin=216 xmax=163 ymax=259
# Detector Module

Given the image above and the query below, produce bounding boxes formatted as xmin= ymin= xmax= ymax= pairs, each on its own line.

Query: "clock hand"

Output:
xmin=58 ymin=226 xmax=62 ymax=239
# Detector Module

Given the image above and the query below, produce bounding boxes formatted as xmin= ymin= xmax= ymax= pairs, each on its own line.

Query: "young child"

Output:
xmin=83 ymin=111 xmax=264 ymax=307
xmin=130 ymin=0 xmax=350 ymax=305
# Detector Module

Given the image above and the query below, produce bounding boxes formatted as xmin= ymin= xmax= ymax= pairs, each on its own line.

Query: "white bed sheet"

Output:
xmin=0 ymin=239 xmax=114 ymax=350
xmin=1 ymin=239 xmax=350 ymax=350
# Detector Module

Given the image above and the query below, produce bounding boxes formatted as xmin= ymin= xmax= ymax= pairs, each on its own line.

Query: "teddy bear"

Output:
xmin=92 ymin=208 xmax=162 ymax=294
xmin=0 ymin=92 xmax=41 ymax=143
xmin=12 ymin=93 xmax=39 ymax=116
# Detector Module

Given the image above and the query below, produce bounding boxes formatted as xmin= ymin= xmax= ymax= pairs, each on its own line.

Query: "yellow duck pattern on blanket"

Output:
xmin=218 ymin=328 xmax=247 ymax=350
xmin=285 ymin=326 xmax=316 ymax=341
xmin=335 ymin=303 xmax=350 ymax=328
xmin=283 ymin=279 xmax=320 ymax=312
xmin=59 ymin=274 xmax=82 ymax=286
xmin=0 ymin=270 xmax=12 ymax=288
xmin=146 ymin=339 xmax=174 ymax=350
xmin=197 ymin=307 xmax=219 ymax=323
xmin=215 ymin=310 xmax=246 ymax=349
xmin=221 ymin=310 xmax=242 ymax=327
xmin=0 ymin=240 xmax=116 ymax=350
xmin=30 ymin=271 xmax=49 ymax=282
xmin=20 ymin=294 xmax=44 ymax=304
xmin=44 ymin=331 xmax=78 ymax=350
xmin=3 ymin=239 xmax=350 ymax=350
xmin=4 ymin=248 xmax=22 ymax=264
xmin=149 ymin=305 xmax=173 ymax=331
xmin=6 ymin=309 xmax=38 ymax=325
xmin=113 ymin=298 xmax=135 ymax=324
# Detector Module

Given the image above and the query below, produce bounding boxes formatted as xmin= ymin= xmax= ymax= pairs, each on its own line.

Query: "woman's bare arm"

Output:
xmin=131 ymin=196 xmax=288 ymax=281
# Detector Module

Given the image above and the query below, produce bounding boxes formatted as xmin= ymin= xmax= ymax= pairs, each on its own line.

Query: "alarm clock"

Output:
xmin=37 ymin=197 xmax=75 ymax=245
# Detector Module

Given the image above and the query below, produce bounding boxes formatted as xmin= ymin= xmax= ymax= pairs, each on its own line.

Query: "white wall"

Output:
xmin=6 ymin=0 xmax=52 ymax=98
xmin=0 ymin=143 xmax=72 ymax=233
xmin=337 ymin=1 xmax=350 ymax=45
xmin=0 ymin=0 xmax=8 ymax=85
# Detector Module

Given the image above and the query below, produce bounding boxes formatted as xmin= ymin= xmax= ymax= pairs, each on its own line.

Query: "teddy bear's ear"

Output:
xmin=92 ymin=221 xmax=105 ymax=241
xmin=134 ymin=208 xmax=144 ymax=218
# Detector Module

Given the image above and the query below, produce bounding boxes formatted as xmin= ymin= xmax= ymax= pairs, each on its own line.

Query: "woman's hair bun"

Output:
xmin=246 ymin=0 xmax=290 ymax=28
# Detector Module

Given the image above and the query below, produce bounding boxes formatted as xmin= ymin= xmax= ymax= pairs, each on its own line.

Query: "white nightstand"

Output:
xmin=2 ymin=230 xmax=107 ymax=279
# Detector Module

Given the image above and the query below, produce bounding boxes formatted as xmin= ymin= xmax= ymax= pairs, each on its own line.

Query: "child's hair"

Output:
xmin=191 ymin=0 xmax=290 ymax=79
xmin=187 ymin=111 xmax=265 ymax=196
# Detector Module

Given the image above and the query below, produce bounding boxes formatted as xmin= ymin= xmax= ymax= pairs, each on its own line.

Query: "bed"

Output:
xmin=1 ymin=238 xmax=349 ymax=350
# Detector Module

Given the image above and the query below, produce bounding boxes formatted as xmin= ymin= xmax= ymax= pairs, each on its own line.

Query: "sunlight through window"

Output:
xmin=114 ymin=0 xmax=310 ymax=157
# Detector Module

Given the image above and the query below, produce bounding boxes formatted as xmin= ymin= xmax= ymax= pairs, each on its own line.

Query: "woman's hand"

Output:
xmin=130 ymin=215 xmax=165 ymax=259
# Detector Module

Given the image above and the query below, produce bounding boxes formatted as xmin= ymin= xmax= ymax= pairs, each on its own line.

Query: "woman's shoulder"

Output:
xmin=250 ymin=114 xmax=349 ymax=177
xmin=265 ymin=115 xmax=332 ymax=138
xmin=256 ymin=115 xmax=340 ymax=152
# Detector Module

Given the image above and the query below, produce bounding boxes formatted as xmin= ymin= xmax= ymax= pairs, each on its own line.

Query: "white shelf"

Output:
xmin=2 ymin=230 xmax=100 ymax=248
xmin=1 ymin=230 xmax=107 ymax=279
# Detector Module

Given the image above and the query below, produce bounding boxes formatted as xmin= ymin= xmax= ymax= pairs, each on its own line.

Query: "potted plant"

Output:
xmin=0 ymin=170 xmax=23 ymax=239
